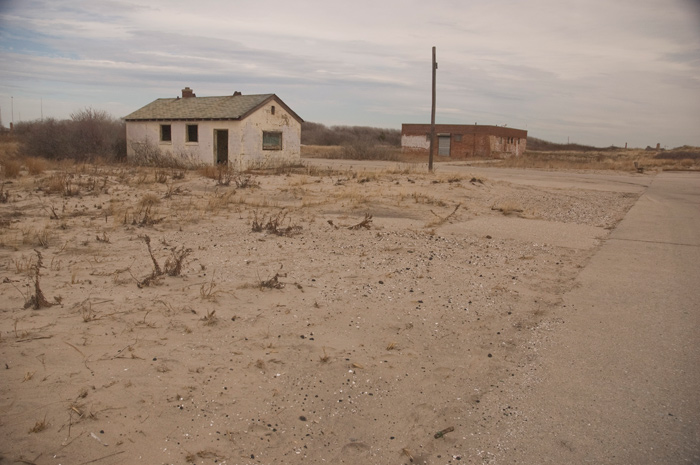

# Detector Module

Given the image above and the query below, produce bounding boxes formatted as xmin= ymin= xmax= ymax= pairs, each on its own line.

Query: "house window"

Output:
xmin=187 ymin=124 xmax=198 ymax=143
xmin=271 ymin=105 xmax=276 ymax=115
xmin=160 ymin=124 xmax=172 ymax=142
xmin=263 ymin=131 xmax=283 ymax=150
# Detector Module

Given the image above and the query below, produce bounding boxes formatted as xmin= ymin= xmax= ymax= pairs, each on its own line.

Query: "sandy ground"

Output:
xmin=0 ymin=161 xmax=646 ymax=464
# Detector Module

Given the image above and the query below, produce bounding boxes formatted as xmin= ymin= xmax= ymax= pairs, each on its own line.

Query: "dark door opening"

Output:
xmin=214 ymin=129 xmax=229 ymax=165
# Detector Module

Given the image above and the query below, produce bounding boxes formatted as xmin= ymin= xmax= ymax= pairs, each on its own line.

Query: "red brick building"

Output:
xmin=401 ymin=124 xmax=527 ymax=158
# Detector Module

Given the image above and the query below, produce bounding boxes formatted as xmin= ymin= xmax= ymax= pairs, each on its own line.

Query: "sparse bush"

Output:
xmin=134 ymin=194 xmax=162 ymax=226
xmin=337 ymin=140 xmax=399 ymax=161
xmin=526 ymin=137 xmax=609 ymax=152
xmin=233 ymin=173 xmax=259 ymax=188
xmin=302 ymin=122 xmax=401 ymax=146
xmin=15 ymin=108 xmax=126 ymax=161
xmin=130 ymin=142 xmax=201 ymax=168
xmin=164 ymin=246 xmax=192 ymax=276
xmin=654 ymin=147 xmax=700 ymax=160
xmin=251 ymin=210 xmax=302 ymax=236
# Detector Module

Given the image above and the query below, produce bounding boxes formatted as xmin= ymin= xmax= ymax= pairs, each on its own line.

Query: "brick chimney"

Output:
xmin=182 ymin=87 xmax=195 ymax=98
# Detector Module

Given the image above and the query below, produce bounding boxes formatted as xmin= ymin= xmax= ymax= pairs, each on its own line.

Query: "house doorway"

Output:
xmin=214 ymin=129 xmax=229 ymax=164
xmin=438 ymin=135 xmax=451 ymax=156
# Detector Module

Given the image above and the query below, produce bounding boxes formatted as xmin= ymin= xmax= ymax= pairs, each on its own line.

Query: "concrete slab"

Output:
xmin=501 ymin=171 xmax=700 ymax=463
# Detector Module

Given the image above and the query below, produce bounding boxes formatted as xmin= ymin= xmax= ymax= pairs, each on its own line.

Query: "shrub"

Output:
xmin=302 ymin=122 xmax=401 ymax=146
xmin=1 ymin=159 xmax=21 ymax=178
xmin=15 ymin=108 xmax=126 ymax=161
xmin=337 ymin=140 xmax=399 ymax=161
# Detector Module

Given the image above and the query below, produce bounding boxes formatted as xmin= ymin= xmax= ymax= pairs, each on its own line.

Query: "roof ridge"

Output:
xmin=124 ymin=93 xmax=298 ymax=122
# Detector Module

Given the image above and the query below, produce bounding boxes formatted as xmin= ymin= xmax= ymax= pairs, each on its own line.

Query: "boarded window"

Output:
xmin=454 ymin=134 xmax=462 ymax=142
xmin=160 ymin=124 xmax=171 ymax=142
xmin=187 ymin=124 xmax=198 ymax=143
xmin=438 ymin=135 xmax=451 ymax=156
xmin=263 ymin=131 xmax=282 ymax=150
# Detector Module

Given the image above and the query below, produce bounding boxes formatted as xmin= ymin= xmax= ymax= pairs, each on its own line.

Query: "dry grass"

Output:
xmin=319 ymin=347 xmax=331 ymax=363
xmin=426 ymin=204 xmax=461 ymax=227
xmin=201 ymin=310 xmax=217 ymax=325
xmin=492 ymin=199 xmax=525 ymax=216
xmin=200 ymin=278 xmax=221 ymax=301
xmin=303 ymin=143 xmax=699 ymax=172
xmin=24 ymin=157 xmax=49 ymax=175
xmin=501 ymin=149 xmax=700 ymax=171
xmin=251 ymin=210 xmax=302 ymax=236
xmin=28 ymin=416 xmax=48 ymax=433
xmin=301 ymin=145 xmax=345 ymax=159
xmin=1 ymin=159 xmax=21 ymax=178
xmin=205 ymin=189 xmax=236 ymax=213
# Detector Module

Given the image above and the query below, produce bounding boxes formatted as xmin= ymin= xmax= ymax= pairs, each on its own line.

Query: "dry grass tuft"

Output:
xmin=24 ymin=157 xmax=49 ymax=175
xmin=134 ymin=194 xmax=163 ymax=226
xmin=233 ymin=173 xmax=260 ymax=189
xmin=492 ymin=200 xmax=524 ymax=216
xmin=201 ymin=310 xmax=217 ymax=325
xmin=164 ymin=246 xmax=192 ymax=276
xmin=1 ymin=159 xmax=21 ymax=178
xmin=24 ymin=250 xmax=54 ymax=310
xmin=251 ymin=210 xmax=302 ymax=236
xmin=199 ymin=277 xmax=222 ymax=301
xmin=28 ymin=415 xmax=48 ymax=433
xmin=0 ymin=182 xmax=10 ymax=203
xmin=426 ymin=204 xmax=460 ymax=228
xmin=13 ymin=254 xmax=35 ymax=274
xmin=348 ymin=213 xmax=373 ymax=230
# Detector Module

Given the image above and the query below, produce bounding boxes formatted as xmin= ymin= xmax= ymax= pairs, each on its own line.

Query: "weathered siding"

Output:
xmin=400 ymin=134 xmax=430 ymax=150
xmin=126 ymin=98 xmax=301 ymax=169
xmin=126 ymin=120 xmax=240 ymax=165
xmin=401 ymin=124 xmax=527 ymax=158
xmin=237 ymin=102 xmax=301 ymax=170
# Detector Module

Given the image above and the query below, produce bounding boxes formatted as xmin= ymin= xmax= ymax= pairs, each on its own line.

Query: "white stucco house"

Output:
xmin=124 ymin=87 xmax=303 ymax=169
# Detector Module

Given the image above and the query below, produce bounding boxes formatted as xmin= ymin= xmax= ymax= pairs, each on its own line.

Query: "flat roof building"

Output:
xmin=401 ymin=124 xmax=527 ymax=159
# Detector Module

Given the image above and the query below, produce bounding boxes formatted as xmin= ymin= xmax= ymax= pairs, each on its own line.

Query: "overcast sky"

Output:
xmin=1 ymin=0 xmax=699 ymax=147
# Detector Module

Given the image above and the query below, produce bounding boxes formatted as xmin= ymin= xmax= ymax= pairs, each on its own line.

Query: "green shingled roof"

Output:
xmin=124 ymin=93 xmax=296 ymax=121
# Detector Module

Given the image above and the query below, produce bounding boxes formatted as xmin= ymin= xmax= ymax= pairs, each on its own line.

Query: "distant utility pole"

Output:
xmin=429 ymin=46 xmax=437 ymax=172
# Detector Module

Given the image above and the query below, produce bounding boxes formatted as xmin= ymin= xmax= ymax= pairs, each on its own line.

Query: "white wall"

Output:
xmin=401 ymin=134 xmax=430 ymax=150
xmin=489 ymin=136 xmax=527 ymax=158
xmin=126 ymin=120 xmax=232 ymax=165
xmin=237 ymin=102 xmax=301 ymax=169
xmin=126 ymin=98 xmax=301 ymax=169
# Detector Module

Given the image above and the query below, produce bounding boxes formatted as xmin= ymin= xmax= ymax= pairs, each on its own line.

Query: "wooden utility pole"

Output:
xmin=429 ymin=46 xmax=437 ymax=172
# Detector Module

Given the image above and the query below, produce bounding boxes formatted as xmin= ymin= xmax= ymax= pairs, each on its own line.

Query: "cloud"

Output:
xmin=0 ymin=0 xmax=699 ymax=147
